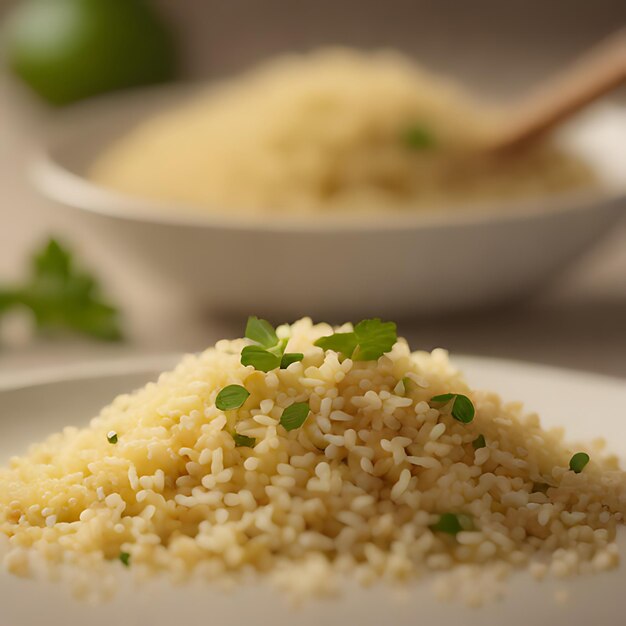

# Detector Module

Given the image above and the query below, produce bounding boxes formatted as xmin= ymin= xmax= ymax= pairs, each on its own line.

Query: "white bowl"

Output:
xmin=31 ymin=86 xmax=626 ymax=319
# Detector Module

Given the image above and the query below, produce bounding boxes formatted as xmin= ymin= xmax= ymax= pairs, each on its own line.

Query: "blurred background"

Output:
xmin=0 ymin=0 xmax=624 ymax=379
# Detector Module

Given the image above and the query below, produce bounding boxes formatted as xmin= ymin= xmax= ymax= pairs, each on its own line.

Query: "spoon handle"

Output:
xmin=491 ymin=28 xmax=626 ymax=153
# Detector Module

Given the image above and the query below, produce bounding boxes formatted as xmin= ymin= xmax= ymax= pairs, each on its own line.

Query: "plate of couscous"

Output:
xmin=1 ymin=318 xmax=625 ymax=625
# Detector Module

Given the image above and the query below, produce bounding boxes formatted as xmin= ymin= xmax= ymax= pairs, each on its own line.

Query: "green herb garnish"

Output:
xmin=280 ymin=352 xmax=304 ymax=368
xmin=402 ymin=124 xmax=436 ymax=150
xmin=569 ymin=452 xmax=590 ymax=474
xmin=314 ymin=318 xmax=397 ymax=361
xmin=0 ymin=238 xmax=121 ymax=341
xmin=240 ymin=317 xmax=298 ymax=371
xmin=352 ymin=319 xmax=398 ymax=360
xmin=216 ymin=384 xmax=250 ymax=411
xmin=245 ymin=316 xmax=279 ymax=348
xmin=107 ymin=431 xmax=118 ymax=444
xmin=472 ymin=434 xmax=486 ymax=450
xmin=241 ymin=345 xmax=282 ymax=372
xmin=233 ymin=433 xmax=256 ymax=448
xmin=314 ymin=332 xmax=358 ymax=357
xmin=430 ymin=393 xmax=475 ymax=424
xmin=430 ymin=513 xmax=473 ymax=535
xmin=280 ymin=402 xmax=310 ymax=431
xmin=119 ymin=552 xmax=131 ymax=567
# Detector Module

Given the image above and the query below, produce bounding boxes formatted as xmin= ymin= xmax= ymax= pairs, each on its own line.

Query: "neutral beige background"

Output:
xmin=0 ymin=0 xmax=624 ymax=377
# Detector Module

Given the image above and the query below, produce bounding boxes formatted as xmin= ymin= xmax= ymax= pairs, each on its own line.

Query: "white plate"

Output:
xmin=30 ymin=84 xmax=626 ymax=318
xmin=1 ymin=354 xmax=625 ymax=626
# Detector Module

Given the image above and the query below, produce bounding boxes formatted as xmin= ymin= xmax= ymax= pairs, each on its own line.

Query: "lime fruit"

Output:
xmin=4 ymin=0 xmax=177 ymax=105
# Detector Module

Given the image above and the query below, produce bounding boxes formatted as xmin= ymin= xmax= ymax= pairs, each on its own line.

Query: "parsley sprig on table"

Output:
xmin=0 ymin=238 xmax=122 ymax=341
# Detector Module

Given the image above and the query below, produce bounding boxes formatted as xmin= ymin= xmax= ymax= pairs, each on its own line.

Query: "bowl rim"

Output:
xmin=29 ymin=82 xmax=626 ymax=234
xmin=31 ymin=150 xmax=626 ymax=233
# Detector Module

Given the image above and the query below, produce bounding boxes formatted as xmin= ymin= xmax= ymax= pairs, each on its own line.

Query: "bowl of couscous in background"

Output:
xmin=31 ymin=49 xmax=626 ymax=319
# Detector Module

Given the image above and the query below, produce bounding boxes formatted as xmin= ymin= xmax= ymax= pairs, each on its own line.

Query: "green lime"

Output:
xmin=4 ymin=0 xmax=177 ymax=105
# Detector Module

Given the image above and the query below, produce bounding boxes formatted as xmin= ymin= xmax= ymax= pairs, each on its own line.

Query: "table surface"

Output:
xmin=0 ymin=70 xmax=625 ymax=381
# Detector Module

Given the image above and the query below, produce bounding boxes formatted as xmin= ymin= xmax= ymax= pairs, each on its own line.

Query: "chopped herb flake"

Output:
xmin=472 ymin=434 xmax=486 ymax=450
xmin=119 ymin=552 xmax=130 ymax=567
xmin=430 ymin=513 xmax=473 ymax=535
xmin=216 ymin=384 xmax=250 ymax=410
xmin=107 ymin=431 xmax=118 ymax=444
xmin=402 ymin=124 xmax=436 ymax=150
xmin=280 ymin=352 xmax=304 ymax=368
xmin=241 ymin=345 xmax=282 ymax=372
xmin=430 ymin=393 xmax=475 ymax=424
xmin=245 ymin=316 xmax=278 ymax=348
xmin=569 ymin=452 xmax=590 ymax=474
xmin=233 ymin=433 xmax=256 ymax=448
xmin=314 ymin=319 xmax=397 ymax=361
xmin=280 ymin=402 xmax=310 ymax=431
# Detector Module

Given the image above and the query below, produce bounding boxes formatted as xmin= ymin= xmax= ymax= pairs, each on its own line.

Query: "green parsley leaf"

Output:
xmin=280 ymin=402 xmax=310 ymax=431
xmin=0 ymin=238 xmax=122 ymax=341
xmin=267 ymin=337 xmax=289 ymax=358
xmin=314 ymin=319 xmax=397 ymax=361
xmin=430 ymin=513 xmax=474 ymax=535
xmin=119 ymin=552 xmax=131 ymax=567
xmin=472 ymin=434 xmax=486 ymax=450
xmin=245 ymin=316 xmax=278 ymax=348
xmin=0 ymin=289 xmax=20 ymax=315
xmin=569 ymin=452 xmax=590 ymax=474
xmin=352 ymin=319 xmax=398 ymax=361
xmin=240 ymin=319 xmax=289 ymax=372
xmin=28 ymin=239 xmax=122 ymax=340
xmin=430 ymin=393 xmax=475 ymax=424
xmin=240 ymin=345 xmax=282 ymax=372
xmin=216 ymin=384 xmax=250 ymax=410
xmin=402 ymin=124 xmax=436 ymax=150
xmin=107 ymin=431 xmax=118 ymax=444
xmin=233 ymin=433 xmax=256 ymax=448
xmin=280 ymin=352 xmax=304 ymax=368
xmin=314 ymin=332 xmax=359 ymax=357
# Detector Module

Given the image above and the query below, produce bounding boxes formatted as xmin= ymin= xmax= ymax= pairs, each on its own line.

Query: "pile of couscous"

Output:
xmin=1 ymin=318 xmax=624 ymax=604
xmin=90 ymin=49 xmax=595 ymax=215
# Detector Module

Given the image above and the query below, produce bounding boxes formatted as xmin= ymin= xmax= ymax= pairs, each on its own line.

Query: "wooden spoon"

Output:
xmin=488 ymin=28 xmax=626 ymax=154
